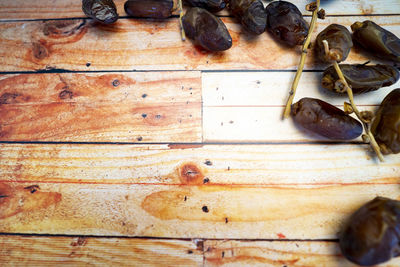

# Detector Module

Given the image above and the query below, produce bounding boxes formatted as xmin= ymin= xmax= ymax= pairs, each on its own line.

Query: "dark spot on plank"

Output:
xmin=0 ymin=93 xmax=20 ymax=104
xmin=86 ymin=62 xmax=91 ymax=67
xmin=24 ymin=185 xmax=40 ymax=194
xmin=155 ymin=114 xmax=162 ymax=119
xmin=203 ymin=178 xmax=210 ymax=184
xmin=229 ymin=120 xmax=234 ymax=124
xmin=204 ymin=160 xmax=212 ymax=166
xmin=256 ymin=80 xmax=261 ymax=84
xmin=32 ymin=42 xmax=49 ymax=60
xmin=142 ymin=94 xmax=147 ymax=98
xmin=70 ymin=237 xmax=87 ymax=247
xmin=188 ymin=250 xmax=193 ymax=254
xmin=222 ymin=251 xmax=225 ymax=258
xmin=184 ymin=196 xmax=187 ymax=201
xmin=202 ymin=206 xmax=209 ymax=213
xmin=225 ymin=217 xmax=229 ymax=223
xmin=59 ymin=90 xmax=73 ymax=100
xmin=112 ymin=79 xmax=120 ymax=87
xmin=137 ymin=136 xmax=143 ymax=141
xmin=142 ymin=114 xmax=147 ymax=118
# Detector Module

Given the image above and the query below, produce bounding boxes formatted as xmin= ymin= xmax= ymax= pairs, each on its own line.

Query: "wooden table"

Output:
xmin=1 ymin=0 xmax=400 ymax=266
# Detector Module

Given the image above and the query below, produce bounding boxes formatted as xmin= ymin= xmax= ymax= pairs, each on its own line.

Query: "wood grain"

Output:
xmin=204 ymin=240 xmax=400 ymax=267
xmin=0 ymin=180 xmax=399 ymax=238
xmin=0 ymin=235 xmax=203 ymax=267
xmin=0 ymin=16 xmax=399 ymax=71
xmin=1 ymin=143 xmax=400 ymax=185
xmin=0 ymin=0 xmax=398 ymax=20
xmin=0 ymin=72 xmax=201 ymax=142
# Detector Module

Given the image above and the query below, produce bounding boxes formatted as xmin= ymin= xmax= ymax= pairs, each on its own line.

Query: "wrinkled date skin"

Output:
xmin=339 ymin=197 xmax=400 ymax=266
xmin=371 ymin=89 xmax=400 ymax=154
xmin=182 ymin=7 xmax=232 ymax=51
xmin=291 ymin=98 xmax=363 ymax=140
xmin=229 ymin=0 xmax=267 ymax=35
xmin=124 ymin=0 xmax=173 ymax=18
xmin=322 ymin=64 xmax=399 ymax=94
xmin=316 ymin=24 xmax=353 ymax=62
xmin=185 ymin=0 xmax=226 ymax=12
xmin=352 ymin=20 xmax=400 ymax=62
xmin=266 ymin=1 xmax=309 ymax=47
xmin=82 ymin=0 xmax=119 ymax=24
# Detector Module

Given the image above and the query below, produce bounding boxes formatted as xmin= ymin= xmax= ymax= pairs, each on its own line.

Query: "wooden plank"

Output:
xmin=0 ymin=72 xmax=201 ymax=142
xmin=202 ymin=72 xmax=399 ymax=142
xmin=0 ymin=180 xmax=399 ymax=238
xmin=1 ymin=143 xmax=400 ymax=185
xmin=0 ymin=235 xmax=203 ymax=267
xmin=0 ymin=16 xmax=398 ymax=71
xmin=0 ymin=0 xmax=398 ymax=20
xmin=204 ymin=240 xmax=400 ymax=267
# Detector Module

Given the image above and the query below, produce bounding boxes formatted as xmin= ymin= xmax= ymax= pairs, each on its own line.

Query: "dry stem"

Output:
xmin=178 ymin=0 xmax=186 ymax=41
xmin=283 ymin=0 xmax=320 ymax=119
xmin=322 ymin=40 xmax=384 ymax=162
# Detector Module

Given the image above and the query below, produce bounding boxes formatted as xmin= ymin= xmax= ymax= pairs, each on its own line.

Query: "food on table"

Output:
xmin=82 ymin=0 xmax=119 ymax=24
xmin=229 ymin=0 xmax=267 ymax=35
xmin=124 ymin=0 xmax=174 ymax=18
xmin=322 ymin=64 xmax=399 ymax=94
xmin=182 ymin=7 xmax=232 ymax=51
xmin=371 ymin=89 xmax=400 ymax=154
xmin=291 ymin=98 xmax=363 ymax=140
xmin=339 ymin=197 xmax=400 ymax=266
xmin=351 ymin=20 xmax=400 ymax=62
xmin=185 ymin=0 xmax=226 ymax=12
xmin=266 ymin=1 xmax=309 ymax=47
xmin=315 ymin=24 xmax=353 ymax=62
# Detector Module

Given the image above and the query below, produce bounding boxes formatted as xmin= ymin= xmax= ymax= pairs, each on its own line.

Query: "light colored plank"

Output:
xmin=0 ymin=235 xmax=203 ymax=267
xmin=204 ymin=240 xmax=400 ymax=267
xmin=202 ymin=72 xmax=400 ymax=107
xmin=0 ymin=0 xmax=398 ymax=20
xmin=1 ymin=143 xmax=400 ymax=185
xmin=0 ymin=72 xmax=201 ymax=142
xmin=0 ymin=16 xmax=399 ymax=71
xmin=0 ymin=181 xmax=399 ymax=238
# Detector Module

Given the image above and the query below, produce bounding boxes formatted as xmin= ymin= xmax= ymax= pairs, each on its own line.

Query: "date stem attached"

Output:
xmin=178 ymin=0 xmax=186 ymax=41
xmin=283 ymin=0 xmax=320 ymax=119
xmin=322 ymin=40 xmax=384 ymax=162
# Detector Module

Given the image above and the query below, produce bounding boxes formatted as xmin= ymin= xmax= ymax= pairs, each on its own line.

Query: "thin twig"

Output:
xmin=322 ymin=40 xmax=384 ymax=162
xmin=178 ymin=0 xmax=186 ymax=41
xmin=283 ymin=0 xmax=320 ymax=119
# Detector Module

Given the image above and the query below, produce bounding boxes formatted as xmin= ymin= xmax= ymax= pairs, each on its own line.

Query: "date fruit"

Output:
xmin=352 ymin=20 xmax=400 ymax=62
xmin=124 ymin=0 xmax=173 ymax=19
xmin=185 ymin=0 xmax=226 ymax=12
xmin=266 ymin=1 xmax=309 ymax=47
xmin=371 ymin=89 xmax=400 ymax=154
xmin=82 ymin=0 xmax=119 ymax=24
xmin=291 ymin=98 xmax=362 ymax=140
xmin=339 ymin=197 xmax=400 ymax=266
xmin=229 ymin=0 xmax=267 ymax=35
xmin=182 ymin=7 xmax=232 ymax=51
xmin=316 ymin=24 xmax=353 ymax=62
xmin=322 ymin=64 xmax=399 ymax=94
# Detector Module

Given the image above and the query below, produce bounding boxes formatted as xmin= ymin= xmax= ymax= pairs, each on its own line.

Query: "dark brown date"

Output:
xmin=315 ymin=24 xmax=353 ymax=63
xmin=322 ymin=64 xmax=399 ymax=94
xmin=182 ymin=7 xmax=232 ymax=51
xmin=185 ymin=0 xmax=226 ymax=12
xmin=352 ymin=20 xmax=400 ymax=62
xmin=124 ymin=0 xmax=173 ymax=18
xmin=291 ymin=98 xmax=363 ymax=140
xmin=339 ymin=197 xmax=400 ymax=266
xmin=266 ymin=1 xmax=309 ymax=47
xmin=82 ymin=0 xmax=119 ymax=24
xmin=229 ymin=0 xmax=267 ymax=35
xmin=371 ymin=89 xmax=400 ymax=154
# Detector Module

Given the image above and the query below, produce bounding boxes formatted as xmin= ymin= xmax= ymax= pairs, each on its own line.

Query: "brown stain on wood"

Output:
xmin=167 ymin=144 xmax=204 ymax=150
xmin=0 ymin=183 xmax=62 ymax=219
xmin=178 ymin=163 xmax=205 ymax=185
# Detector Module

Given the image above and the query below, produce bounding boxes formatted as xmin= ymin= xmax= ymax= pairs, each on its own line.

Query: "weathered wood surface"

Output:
xmin=204 ymin=240 xmax=400 ymax=267
xmin=0 ymin=179 xmax=399 ymax=238
xmin=1 ymin=144 xmax=399 ymax=185
xmin=0 ymin=235 xmax=203 ymax=267
xmin=0 ymin=72 xmax=201 ymax=142
xmin=0 ymin=0 xmax=398 ymax=20
xmin=203 ymin=72 xmax=399 ymax=142
xmin=0 ymin=16 xmax=399 ymax=71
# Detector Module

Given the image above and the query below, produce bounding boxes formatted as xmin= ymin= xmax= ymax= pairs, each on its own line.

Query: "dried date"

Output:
xmin=371 ymin=89 xmax=400 ymax=154
xmin=124 ymin=0 xmax=174 ymax=19
xmin=185 ymin=0 xmax=226 ymax=12
xmin=266 ymin=1 xmax=309 ymax=47
xmin=322 ymin=64 xmax=399 ymax=94
xmin=291 ymin=98 xmax=363 ymax=140
xmin=182 ymin=7 xmax=232 ymax=51
xmin=229 ymin=0 xmax=267 ymax=35
xmin=82 ymin=0 xmax=119 ymax=24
